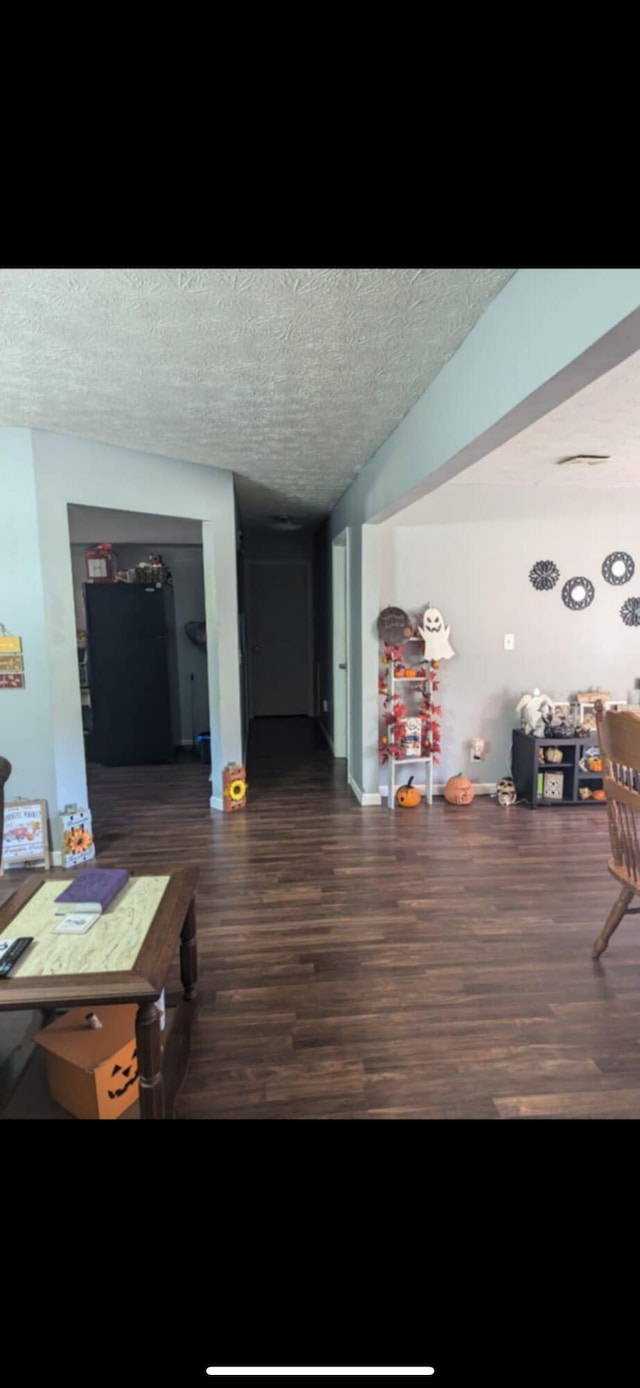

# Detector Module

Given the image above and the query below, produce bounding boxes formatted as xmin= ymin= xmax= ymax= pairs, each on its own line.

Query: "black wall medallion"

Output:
xmin=529 ymin=560 xmax=560 ymax=591
xmin=602 ymin=551 xmax=635 ymax=585
xmin=562 ymin=577 xmax=595 ymax=611
xmin=621 ymin=596 xmax=640 ymax=627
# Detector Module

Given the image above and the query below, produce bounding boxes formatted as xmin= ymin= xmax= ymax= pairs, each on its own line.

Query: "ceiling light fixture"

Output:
xmin=556 ymin=454 xmax=612 ymax=466
xmin=268 ymin=516 xmax=303 ymax=531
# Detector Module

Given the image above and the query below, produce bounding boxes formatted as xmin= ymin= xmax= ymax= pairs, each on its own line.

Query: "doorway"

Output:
xmin=246 ymin=560 xmax=313 ymax=717
xmin=332 ymin=528 xmax=350 ymax=776
xmin=68 ymin=506 xmax=209 ymax=769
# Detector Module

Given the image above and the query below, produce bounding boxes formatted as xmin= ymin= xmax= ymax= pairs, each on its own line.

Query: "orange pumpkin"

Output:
xmin=444 ymin=773 xmax=475 ymax=806
xmin=587 ymin=757 xmax=603 ymax=773
xmin=592 ymin=789 xmax=606 ymax=801
xmin=396 ymin=777 xmax=421 ymax=808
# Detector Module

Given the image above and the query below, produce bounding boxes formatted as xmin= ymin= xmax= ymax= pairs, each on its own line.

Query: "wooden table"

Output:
xmin=0 ymin=865 xmax=198 ymax=1119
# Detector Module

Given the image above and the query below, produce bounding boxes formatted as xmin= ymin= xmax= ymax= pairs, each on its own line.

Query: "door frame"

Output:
xmin=332 ymin=528 xmax=350 ymax=774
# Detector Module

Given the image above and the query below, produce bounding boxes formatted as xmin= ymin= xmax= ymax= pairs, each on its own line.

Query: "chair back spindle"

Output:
xmin=595 ymin=700 xmax=640 ymax=882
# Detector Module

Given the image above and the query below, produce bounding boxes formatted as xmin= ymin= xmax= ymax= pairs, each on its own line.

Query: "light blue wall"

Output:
xmin=327 ymin=269 xmax=640 ymax=797
xmin=0 ymin=431 xmax=57 ymax=843
xmin=0 ymin=428 xmax=242 ymax=846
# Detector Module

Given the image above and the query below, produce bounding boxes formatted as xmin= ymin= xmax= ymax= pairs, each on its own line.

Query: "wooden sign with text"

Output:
xmin=0 ymin=634 xmax=24 ymax=687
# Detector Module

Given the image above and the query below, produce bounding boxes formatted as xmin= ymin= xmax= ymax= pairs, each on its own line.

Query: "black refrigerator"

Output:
xmin=84 ymin=583 xmax=178 ymax=765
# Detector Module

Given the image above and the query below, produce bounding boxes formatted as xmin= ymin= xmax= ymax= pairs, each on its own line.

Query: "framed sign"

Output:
xmin=1 ymin=799 xmax=50 ymax=872
xmin=0 ymin=631 xmax=24 ymax=688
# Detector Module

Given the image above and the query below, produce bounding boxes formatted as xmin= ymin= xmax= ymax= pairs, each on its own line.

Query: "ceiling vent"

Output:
xmin=556 ymin=454 xmax=611 ymax=467
xmin=268 ymin=516 xmax=303 ymax=531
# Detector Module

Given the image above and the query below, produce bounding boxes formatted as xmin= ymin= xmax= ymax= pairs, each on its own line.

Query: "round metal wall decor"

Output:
xmin=621 ymin=596 xmax=640 ymax=627
xmin=529 ymin=560 xmax=560 ymax=592
xmin=562 ymin=576 xmax=595 ymax=611
xmin=377 ymin=606 xmax=410 ymax=642
xmin=602 ymin=551 xmax=635 ymax=585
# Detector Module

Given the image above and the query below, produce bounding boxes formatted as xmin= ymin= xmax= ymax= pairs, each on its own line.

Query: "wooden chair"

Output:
xmin=593 ymin=700 xmax=640 ymax=958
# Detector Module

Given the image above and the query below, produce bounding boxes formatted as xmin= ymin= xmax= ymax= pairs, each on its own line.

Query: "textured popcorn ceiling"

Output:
xmin=0 ymin=268 xmax=514 ymax=523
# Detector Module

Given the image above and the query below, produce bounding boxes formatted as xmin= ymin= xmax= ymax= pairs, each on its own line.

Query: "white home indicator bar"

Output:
xmin=206 ymin=1371 xmax=435 ymax=1378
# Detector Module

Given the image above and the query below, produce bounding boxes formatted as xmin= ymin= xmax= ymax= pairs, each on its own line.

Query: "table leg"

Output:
xmin=180 ymin=897 xmax=198 ymax=1001
xmin=136 ymin=1000 xmax=165 ymax=1119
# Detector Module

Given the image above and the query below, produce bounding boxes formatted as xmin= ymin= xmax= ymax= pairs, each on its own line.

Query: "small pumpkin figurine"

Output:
xmin=587 ymin=756 xmax=603 ymax=773
xmin=444 ymin=772 xmax=475 ymax=806
xmin=396 ymin=776 xmax=421 ymax=808
xmin=592 ymin=788 xmax=607 ymax=801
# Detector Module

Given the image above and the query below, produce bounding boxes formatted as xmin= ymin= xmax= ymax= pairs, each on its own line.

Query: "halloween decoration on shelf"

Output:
xmin=586 ymin=756 xmax=603 ymax=773
xmin=401 ymin=716 xmax=423 ymax=758
xmin=496 ymin=776 xmax=517 ymax=807
xmin=444 ymin=773 xmax=475 ymax=806
xmin=592 ymin=789 xmax=606 ymax=801
xmin=222 ymin=763 xmax=248 ymax=812
xmin=377 ymin=606 xmax=410 ymax=643
xmin=417 ymin=605 xmax=455 ymax=662
xmin=542 ymin=771 xmax=564 ymax=800
xmin=579 ymin=786 xmax=593 ymax=800
xmin=515 ymin=689 xmax=554 ymax=737
xmin=378 ymin=606 xmax=447 ymax=809
xmin=545 ymin=746 xmax=564 ymax=764
xmin=85 ymin=543 xmax=118 ymax=583
xmin=529 ymin=560 xmax=560 ymax=592
xmin=396 ymin=777 xmax=421 ymax=808
xmin=620 ymin=596 xmax=640 ymax=627
xmin=562 ymin=576 xmax=595 ymax=611
xmin=133 ymin=554 xmax=171 ymax=586
xmin=602 ymin=552 xmax=635 ymax=585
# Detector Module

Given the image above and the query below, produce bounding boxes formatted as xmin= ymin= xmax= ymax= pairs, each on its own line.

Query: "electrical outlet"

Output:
xmin=470 ymin=738 xmax=484 ymax=761
xmin=504 ymin=634 xmax=515 ymax=651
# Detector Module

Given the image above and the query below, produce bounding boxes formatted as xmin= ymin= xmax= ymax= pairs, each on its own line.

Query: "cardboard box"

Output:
xmin=60 ymin=804 xmax=95 ymax=869
xmin=33 ymin=1005 xmax=139 ymax=1119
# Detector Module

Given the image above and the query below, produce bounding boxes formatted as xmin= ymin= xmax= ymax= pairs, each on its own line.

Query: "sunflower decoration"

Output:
xmin=529 ymin=560 xmax=560 ymax=591
xmin=223 ymin=762 xmax=248 ymax=812
xmin=621 ymin=596 xmax=640 ymax=627
xmin=63 ymin=825 xmax=94 ymax=855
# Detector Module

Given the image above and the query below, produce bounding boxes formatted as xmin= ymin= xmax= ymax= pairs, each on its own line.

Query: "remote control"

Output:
xmin=0 ymin=937 xmax=34 ymax=977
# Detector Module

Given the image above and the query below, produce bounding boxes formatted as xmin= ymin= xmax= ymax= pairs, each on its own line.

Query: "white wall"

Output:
xmin=381 ymin=490 xmax=640 ymax=787
xmin=68 ymin=506 xmax=202 ymax=546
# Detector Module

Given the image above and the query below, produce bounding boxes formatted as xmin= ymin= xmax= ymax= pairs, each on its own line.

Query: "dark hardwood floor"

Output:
xmin=6 ymin=715 xmax=640 ymax=1118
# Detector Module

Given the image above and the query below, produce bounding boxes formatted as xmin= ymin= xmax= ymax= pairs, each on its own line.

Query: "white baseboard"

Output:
xmin=209 ymin=795 xmax=224 ymax=812
xmin=349 ymin=774 xmax=382 ymax=806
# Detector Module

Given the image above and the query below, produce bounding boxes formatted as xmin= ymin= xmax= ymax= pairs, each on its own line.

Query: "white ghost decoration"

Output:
xmin=417 ymin=605 xmax=456 ymax=661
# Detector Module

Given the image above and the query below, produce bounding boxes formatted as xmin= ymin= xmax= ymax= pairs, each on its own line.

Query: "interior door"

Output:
xmin=247 ymin=561 xmax=312 ymax=716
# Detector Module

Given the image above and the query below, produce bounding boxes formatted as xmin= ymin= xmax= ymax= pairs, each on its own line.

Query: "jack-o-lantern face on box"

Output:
xmin=94 ymin=1037 xmax=140 ymax=1117
xmin=108 ymin=1047 xmax=138 ymax=1101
